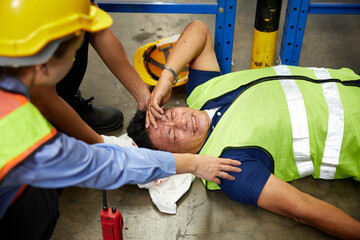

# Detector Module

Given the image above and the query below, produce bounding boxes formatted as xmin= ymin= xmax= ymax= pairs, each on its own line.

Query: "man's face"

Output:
xmin=34 ymin=32 xmax=84 ymax=86
xmin=49 ymin=33 xmax=85 ymax=85
xmin=148 ymin=107 xmax=211 ymax=153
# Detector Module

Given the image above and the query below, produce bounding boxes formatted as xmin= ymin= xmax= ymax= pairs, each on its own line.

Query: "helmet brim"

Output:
xmin=86 ymin=6 xmax=113 ymax=33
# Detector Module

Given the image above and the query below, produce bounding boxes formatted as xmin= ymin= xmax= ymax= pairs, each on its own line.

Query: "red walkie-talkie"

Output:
xmin=100 ymin=190 xmax=124 ymax=240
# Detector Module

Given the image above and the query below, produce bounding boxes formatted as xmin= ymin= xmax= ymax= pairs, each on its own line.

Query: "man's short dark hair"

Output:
xmin=127 ymin=110 xmax=156 ymax=149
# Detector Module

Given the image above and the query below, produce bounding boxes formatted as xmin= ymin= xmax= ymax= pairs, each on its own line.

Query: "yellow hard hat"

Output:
xmin=134 ymin=35 xmax=189 ymax=87
xmin=0 ymin=0 xmax=112 ymax=59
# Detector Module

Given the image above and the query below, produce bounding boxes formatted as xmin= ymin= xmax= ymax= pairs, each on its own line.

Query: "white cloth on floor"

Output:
xmin=138 ymin=173 xmax=195 ymax=214
xmin=102 ymin=133 xmax=193 ymax=214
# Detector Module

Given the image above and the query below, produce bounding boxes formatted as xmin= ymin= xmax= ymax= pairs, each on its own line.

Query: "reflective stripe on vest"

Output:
xmin=274 ymin=65 xmax=313 ymax=178
xmin=311 ymin=68 xmax=344 ymax=179
xmin=187 ymin=66 xmax=360 ymax=190
xmin=0 ymin=89 xmax=57 ymax=180
xmin=274 ymin=65 xmax=346 ymax=179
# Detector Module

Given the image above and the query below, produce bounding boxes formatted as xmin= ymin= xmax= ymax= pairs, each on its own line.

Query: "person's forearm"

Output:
xmin=173 ymin=153 xmax=196 ymax=174
xmin=30 ymin=85 xmax=104 ymax=144
xmin=258 ymin=175 xmax=360 ymax=240
xmin=160 ymin=20 xmax=220 ymax=85
xmin=90 ymin=28 xmax=150 ymax=110
xmin=146 ymin=20 xmax=221 ymax=127
xmin=298 ymin=194 xmax=360 ymax=239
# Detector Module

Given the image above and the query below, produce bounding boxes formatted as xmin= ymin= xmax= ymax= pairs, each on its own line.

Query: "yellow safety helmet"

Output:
xmin=134 ymin=35 xmax=189 ymax=87
xmin=0 ymin=0 xmax=112 ymax=66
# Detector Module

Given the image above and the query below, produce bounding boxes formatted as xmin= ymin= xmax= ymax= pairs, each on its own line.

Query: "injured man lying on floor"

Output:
xmin=127 ymin=21 xmax=360 ymax=240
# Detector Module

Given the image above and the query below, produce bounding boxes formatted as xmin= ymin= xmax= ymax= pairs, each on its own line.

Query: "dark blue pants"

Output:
xmin=0 ymin=187 xmax=61 ymax=240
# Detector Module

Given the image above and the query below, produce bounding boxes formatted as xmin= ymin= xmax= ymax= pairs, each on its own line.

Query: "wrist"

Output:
xmin=137 ymin=95 xmax=150 ymax=111
xmin=162 ymin=65 xmax=179 ymax=85
xmin=159 ymin=70 xmax=175 ymax=87
xmin=174 ymin=153 xmax=197 ymax=174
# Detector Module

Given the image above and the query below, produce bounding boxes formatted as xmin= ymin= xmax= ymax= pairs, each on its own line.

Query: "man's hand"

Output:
xmin=145 ymin=72 xmax=173 ymax=129
xmin=174 ymin=153 xmax=241 ymax=184
xmin=193 ymin=155 xmax=241 ymax=184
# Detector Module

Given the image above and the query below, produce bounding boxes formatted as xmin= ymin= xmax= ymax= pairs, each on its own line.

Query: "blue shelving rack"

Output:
xmin=97 ymin=1 xmax=237 ymax=74
xmin=280 ymin=0 xmax=360 ymax=66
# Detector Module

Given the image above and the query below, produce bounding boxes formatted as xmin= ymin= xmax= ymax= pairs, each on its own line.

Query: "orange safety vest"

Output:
xmin=0 ymin=89 xmax=57 ymax=201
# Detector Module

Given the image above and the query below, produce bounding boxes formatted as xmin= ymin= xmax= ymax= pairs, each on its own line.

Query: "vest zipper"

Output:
xmin=202 ymin=75 xmax=360 ymax=108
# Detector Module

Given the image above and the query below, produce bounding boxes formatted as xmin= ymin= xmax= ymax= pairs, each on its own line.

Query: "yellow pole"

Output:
xmin=250 ymin=0 xmax=282 ymax=69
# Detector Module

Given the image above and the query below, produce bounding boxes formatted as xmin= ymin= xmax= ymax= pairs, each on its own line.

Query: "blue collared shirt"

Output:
xmin=0 ymin=75 xmax=176 ymax=219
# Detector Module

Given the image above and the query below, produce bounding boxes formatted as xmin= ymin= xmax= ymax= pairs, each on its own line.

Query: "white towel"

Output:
xmin=102 ymin=133 xmax=193 ymax=214
xmin=138 ymin=173 xmax=195 ymax=214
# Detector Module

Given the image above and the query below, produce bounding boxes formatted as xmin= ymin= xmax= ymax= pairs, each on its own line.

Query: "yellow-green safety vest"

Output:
xmin=187 ymin=65 xmax=360 ymax=190
xmin=0 ymin=89 xmax=57 ymax=199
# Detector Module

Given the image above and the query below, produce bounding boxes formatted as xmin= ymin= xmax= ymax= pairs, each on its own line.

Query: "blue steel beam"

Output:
xmin=280 ymin=0 xmax=309 ymax=66
xmin=309 ymin=3 xmax=360 ymax=15
xmin=222 ymin=0 xmax=237 ymax=72
xmin=214 ymin=0 xmax=237 ymax=73
xmin=97 ymin=2 xmax=218 ymax=14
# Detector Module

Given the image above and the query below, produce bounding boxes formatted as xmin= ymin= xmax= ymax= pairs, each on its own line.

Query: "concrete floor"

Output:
xmin=51 ymin=0 xmax=360 ymax=239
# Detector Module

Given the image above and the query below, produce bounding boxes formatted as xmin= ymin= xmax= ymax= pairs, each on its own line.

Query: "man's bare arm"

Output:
xmin=90 ymin=28 xmax=150 ymax=111
xmin=30 ymin=85 xmax=104 ymax=144
xmin=146 ymin=20 xmax=220 ymax=128
xmin=91 ymin=1 xmax=150 ymax=110
xmin=258 ymin=174 xmax=360 ymax=239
